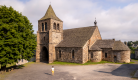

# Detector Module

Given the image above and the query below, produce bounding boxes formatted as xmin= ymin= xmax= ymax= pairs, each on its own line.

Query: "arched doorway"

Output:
xmin=41 ymin=47 xmax=49 ymax=63
xmin=114 ymin=56 xmax=117 ymax=63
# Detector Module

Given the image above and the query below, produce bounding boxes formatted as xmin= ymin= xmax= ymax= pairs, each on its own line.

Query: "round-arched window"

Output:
xmin=57 ymin=24 xmax=59 ymax=30
xmin=53 ymin=23 xmax=56 ymax=30
xmin=42 ymin=23 xmax=44 ymax=31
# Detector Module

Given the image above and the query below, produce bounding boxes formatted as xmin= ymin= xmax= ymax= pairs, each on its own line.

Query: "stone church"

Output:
xmin=36 ymin=5 xmax=130 ymax=64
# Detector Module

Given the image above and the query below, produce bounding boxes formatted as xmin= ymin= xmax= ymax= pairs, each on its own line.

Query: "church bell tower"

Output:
xmin=36 ymin=5 xmax=63 ymax=63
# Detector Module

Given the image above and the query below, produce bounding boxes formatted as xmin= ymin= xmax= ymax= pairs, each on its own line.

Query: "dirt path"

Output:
xmin=2 ymin=63 xmax=138 ymax=80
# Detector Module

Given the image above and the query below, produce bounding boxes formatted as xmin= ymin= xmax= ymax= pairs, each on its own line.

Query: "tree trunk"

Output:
xmin=1 ymin=65 xmax=6 ymax=71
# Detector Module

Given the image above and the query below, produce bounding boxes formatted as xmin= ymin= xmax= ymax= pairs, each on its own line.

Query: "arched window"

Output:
xmin=53 ymin=23 xmax=56 ymax=30
xmin=45 ymin=22 xmax=47 ymax=31
xmin=105 ymin=53 xmax=107 ymax=58
xmin=59 ymin=50 xmax=61 ymax=58
xmin=91 ymin=52 xmax=93 ymax=58
xmin=57 ymin=24 xmax=59 ymax=30
xmin=42 ymin=23 xmax=44 ymax=31
xmin=44 ymin=37 xmax=45 ymax=41
xmin=72 ymin=50 xmax=74 ymax=58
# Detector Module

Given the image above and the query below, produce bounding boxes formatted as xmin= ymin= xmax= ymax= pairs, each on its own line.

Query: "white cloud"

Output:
xmin=0 ymin=0 xmax=138 ymax=42
xmin=0 ymin=0 xmax=24 ymax=12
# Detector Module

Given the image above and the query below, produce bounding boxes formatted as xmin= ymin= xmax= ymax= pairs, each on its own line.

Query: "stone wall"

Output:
xmin=88 ymin=27 xmax=102 ymax=48
xmin=48 ymin=19 xmax=63 ymax=63
xmin=102 ymin=48 xmax=112 ymax=61
xmin=36 ymin=18 xmax=63 ymax=63
xmin=113 ymin=51 xmax=130 ymax=63
xmin=89 ymin=50 xmax=102 ymax=62
xmin=38 ymin=19 xmax=50 ymax=32
xmin=135 ymin=51 xmax=138 ymax=59
xmin=82 ymin=41 xmax=89 ymax=63
xmin=101 ymin=49 xmax=130 ymax=63
xmin=36 ymin=31 xmax=40 ymax=62
xmin=55 ymin=47 xmax=83 ymax=63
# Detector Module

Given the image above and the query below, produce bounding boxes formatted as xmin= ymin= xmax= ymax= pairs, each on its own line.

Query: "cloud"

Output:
xmin=0 ymin=0 xmax=24 ymax=12
xmin=0 ymin=0 xmax=138 ymax=42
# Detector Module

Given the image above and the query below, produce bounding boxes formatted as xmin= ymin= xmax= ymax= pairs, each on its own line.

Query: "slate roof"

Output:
xmin=56 ymin=26 xmax=97 ymax=47
xmin=39 ymin=5 xmax=62 ymax=21
xmin=90 ymin=45 xmax=102 ymax=50
xmin=90 ymin=40 xmax=130 ymax=51
xmin=112 ymin=41 xmax=130 ymax=50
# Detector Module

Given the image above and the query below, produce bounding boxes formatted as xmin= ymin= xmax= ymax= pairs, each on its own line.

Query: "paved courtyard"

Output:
xmin=2 ymin=63 xmax=138 ymax=80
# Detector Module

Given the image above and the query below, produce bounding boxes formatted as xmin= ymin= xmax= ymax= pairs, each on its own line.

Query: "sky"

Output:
xmin=1 ymin=0 xmax=138 ymax=42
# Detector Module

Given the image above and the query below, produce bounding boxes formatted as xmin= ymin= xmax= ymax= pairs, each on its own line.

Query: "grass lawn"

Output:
xmin=49 ymin=60 xmax=135 ymax=65
xmin=131 ymin=59 xmax=138 ymax=61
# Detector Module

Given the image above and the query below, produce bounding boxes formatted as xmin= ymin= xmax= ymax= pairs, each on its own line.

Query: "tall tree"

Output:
xmin=0 ymin=5 xmax=37 ymax=70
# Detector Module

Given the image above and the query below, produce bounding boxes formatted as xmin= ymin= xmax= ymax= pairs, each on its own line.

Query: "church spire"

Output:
xmin=39 ymin=5 xmax=62 ymax=21
xmin=94 ymin=17 xmax=97 ymax=26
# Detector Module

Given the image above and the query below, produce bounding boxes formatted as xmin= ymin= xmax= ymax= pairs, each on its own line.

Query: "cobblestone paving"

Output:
xmin=3 ymin=63 xmax=138 ymax=80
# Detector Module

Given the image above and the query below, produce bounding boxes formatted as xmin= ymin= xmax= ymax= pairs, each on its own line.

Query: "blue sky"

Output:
xmin=1 ymin=0 xmax=138 ymax=42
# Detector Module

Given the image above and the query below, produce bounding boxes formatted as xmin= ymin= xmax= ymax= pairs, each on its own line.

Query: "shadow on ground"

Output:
xmin=0 ymin=65 xmax=25 ymax=72
xmin=94 ymin=64 xmax=138 ymax=79
xmin=44 ymin=73 xmax=51 ymax=75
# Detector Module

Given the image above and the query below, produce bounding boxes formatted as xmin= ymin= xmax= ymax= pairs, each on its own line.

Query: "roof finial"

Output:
xmin=94 ymin=17 xmax=97 ymax=26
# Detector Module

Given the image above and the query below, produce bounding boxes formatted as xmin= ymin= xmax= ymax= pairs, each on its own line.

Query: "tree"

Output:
xmin=0 ymin=5 xmax=37 ymax=71
xmin=129 ymin=46 xmax=136 ymax=54
xmin=127 ymin=41 xmax=132 ymax=46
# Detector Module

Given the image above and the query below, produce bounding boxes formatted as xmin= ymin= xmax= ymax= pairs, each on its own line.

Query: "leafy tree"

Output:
xmin=127 ymin=41 xmax=132 ymax=46
xmin=133 ymin=41 xmax=138 ymax=44
xmin=0 ymin=5 xmax=37 ymax=70
xmin=129 ymin=46 xmax=137 ymax=54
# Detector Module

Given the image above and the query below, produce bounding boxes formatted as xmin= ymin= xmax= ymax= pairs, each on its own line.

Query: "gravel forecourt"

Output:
xmin=2 ymin=63 xmax=138 ymax=80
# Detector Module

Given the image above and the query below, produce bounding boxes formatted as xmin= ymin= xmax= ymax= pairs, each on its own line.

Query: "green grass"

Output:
xmin=132 ymin=59 xmax=138 ymax=61
xmin=49 ymin=60 xmax=135 ymax=65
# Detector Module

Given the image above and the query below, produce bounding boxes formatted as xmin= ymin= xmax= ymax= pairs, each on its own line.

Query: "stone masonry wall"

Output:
xmin=88 ymin=27 xmax=102 ymax=48
xmin=36 ymin=18 xmax=63 ymax=63
xmin=38 ymin=19 xmax=50 ymax=32
xmin=102 ymin=48 xmax=112 ymax=61
xmin=89 ymin=50 xmax=102 ymax=62
xmin=55 ymin=47 xmax=83 ymax=63
xmin=36 ymin=31 xmax=40 ymax=62
xmin=82 ymin=41 xmax=89 ymax=64
xmin=113 ymin=51 xmax=130 ymax=63
xmin=48 ymin=19 xmax=63 ymax=63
